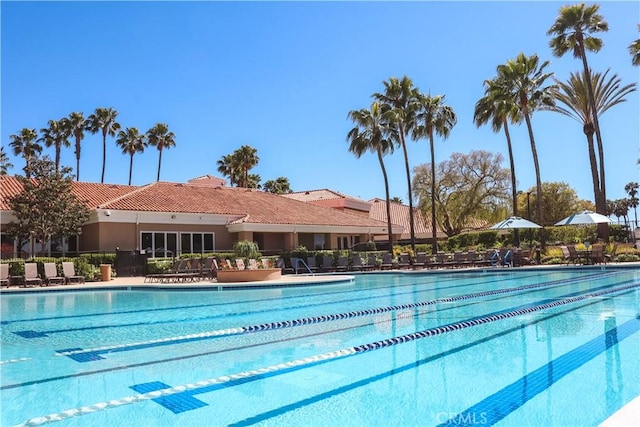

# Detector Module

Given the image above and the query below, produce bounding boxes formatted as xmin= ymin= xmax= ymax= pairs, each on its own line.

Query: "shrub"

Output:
xmin=233 ymin=240 xmax=260 ymax=259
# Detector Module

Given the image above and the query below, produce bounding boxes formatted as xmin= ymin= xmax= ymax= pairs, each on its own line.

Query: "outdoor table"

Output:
xmin=575 ymin=250 xmax=593 ymax=265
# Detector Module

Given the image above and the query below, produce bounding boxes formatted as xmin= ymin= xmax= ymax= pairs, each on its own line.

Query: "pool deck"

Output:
xmin=2 ymin=265 xmax=639 ymax=425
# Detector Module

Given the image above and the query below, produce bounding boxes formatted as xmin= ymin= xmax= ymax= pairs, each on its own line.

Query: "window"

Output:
xmin=179 ymin=232 xmax=215 ymax=255
xmin=142 ymin=232 xmax=215 ymax=258
xmin=314 ymin=234 xmax=325 ymax=250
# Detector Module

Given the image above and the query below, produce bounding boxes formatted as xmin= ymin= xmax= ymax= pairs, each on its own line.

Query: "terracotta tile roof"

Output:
xmin=283 ymin=189 xmax=371 ymax=213
xmin=0 ymin=176 xmax=137 ymax=210
xmin=187 ymin=175 xmax=227 ymax=187
xmin=285 ymin=189 xmax=351 ymax=202
xmin=102 ymin=182 xmax=387 ymax=227
xmin=368 ymin=198 xmax=447 ymax=239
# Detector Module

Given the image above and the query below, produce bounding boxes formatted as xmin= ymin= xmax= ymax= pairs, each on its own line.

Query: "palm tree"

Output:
xmin=217 ymin=154 xmax=239 ymax=186
xmin=630 ymin=25 xmax=640 ymax=66
xmin=9 ymin=128 xmax=42 ymax=178
xmin=39 ymin=119 xmax=70 ymax=172
xmin=234 ymin=145 xmax=259 ymax=188
xmin=347 ymin=102 xmax=397 ymax=252
xmin=474 ymin=77 xmax=523 ymax=245
xmin=495 ymin=53 xmax=555 ymax=247
xmin=625 ymin=182 xmax=639 ymax=229
xmin=64 ymin=112 xmax=87 ymax=181
xmin=547 ymin=3 xmax=609 ymax=212
xmin=146 ymin=123 xmax=176 ymax=182
xmin=87 ymin=107 xmax=121 ymax=183
xmin=263 ymin=177 xmax=293 ymax=194
xmin=551 ymin=68 xmax=637 ymax=222
xmin=412 ymin=94 xmax=457 ymax=254
xmin=373 ymin=76 xmax=419 ymax=253
xmin=116 ymin=127 xmax=147 ymax=185
xmin=0 ymin=146 xmax=13 ymax=175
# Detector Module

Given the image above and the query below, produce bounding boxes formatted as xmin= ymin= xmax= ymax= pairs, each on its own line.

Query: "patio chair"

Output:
xmin=501 ymin=249 xmax=513 ymax=267
xmin=321 ymin=255 xmax=335 ymax=272
xmin=566 ymin=245 xmax=584 ymax=265
xmin=62 ymin=262 xmax=85 ymax=284
xmin=589 ymin=244 xmax=606 ymax=265
xmin=413 ymin=252 xmax=427 ymax=269
xmin=364 ymin=255 xmax=377 ymax=270
xmin=489 ymin=249 xmax=501 ymax=267
xmin=350 ymin=255 xmax=364 ymax=271
xmin=430 ymin=252 xmax=447 ymax=269
xmin=261 ymin=258 xmax=273 ymax=269
xmin=200 ymin=257 xmax=217 ymax=279
xmin=335 ymin=256 xmax=349 ymax=272
xmin=23 ymin=263 xmax=43 ymax=287
xmin=397 ymin=253 xmax=411 ymax=269
xmin=43 ymin=262 xmax=65 ymax=286
xmin=0 ymin=263 xmax=9 ymax=287
xmin=306 ymin=256 xmax=320 ymax=273
xmin=604 ymin=242 xmax=618 ymax=263
xmin=235 ymin=259 xmax=246 ymax=270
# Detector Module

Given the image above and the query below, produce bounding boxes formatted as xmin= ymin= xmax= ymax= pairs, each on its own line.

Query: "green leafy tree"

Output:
xmin=5 ymin=156 xmax=90 ymax=256
xmin=373 ymin=76 xmax=420 ymax=252
xmin=234 ymin=145 xmax=259 ymax=188
xmin=263 ymin=177 xmax=293 ymax=194
xmin=9 ymin=128 xmax=42 ymax=178
xmin=630 ymin=25 xmax=640 ymax=66
xmin=412 ymin=94 xmax=457 ymax=253
xmin=412 ymin=150 xmax=510 ymax=237
xmin=39 ymin=118 xmax=70 ymax=171
xmin=0 ymin=146 xmax=13 ymax=175
xmin=146 ymin=123 xmax=176 ymax=182
xmin=116 ymin=127 xmax=147 ymax=185
xmin=495 ymin=53 xmax=556 ymax=246
xmin=87 ymin=107 xmax=121 ymax=183
xmin=390 ymin=197 xmax=403 ymax=204
xmin=474 ymin=76 xmax=522 ymax=221
xmin=548 ymin=3 xmax=609 ymax=211
xmin=64 ymin=112 xmax=87 ymax=181
xmin=551 ymin=68 xmax=636 ymax=214
xmin=520 ymin=182 xmax=584 ymax=226
xmin=347 ymin=102 xmax=397 ymax=251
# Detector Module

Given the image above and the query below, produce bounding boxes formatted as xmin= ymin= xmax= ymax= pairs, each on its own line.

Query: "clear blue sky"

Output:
xmin=2 ymin=1 xmax=639 ymax=206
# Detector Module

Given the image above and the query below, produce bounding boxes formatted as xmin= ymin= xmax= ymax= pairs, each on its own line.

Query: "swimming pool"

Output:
xmin=1 ymin=268 xmax=639 ymax=426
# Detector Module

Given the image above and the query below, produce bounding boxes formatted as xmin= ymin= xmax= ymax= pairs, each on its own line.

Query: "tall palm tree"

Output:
xmin=146 ymin=123 xmax=176 ymax=182
xmin=630 ymin=25 xmax=640 ymax=66
xmin=64 ymin=112 xmax=87 ymax=181
xmin=9 ymin=128 xmax=42 ymax=178
xmin=625 ymin=182 xmax=639 ymax=229
xmin=234 ymin=145 xmax=259 ymax=188
xmin=347 ymin=102 xmax=397 ymax=252
xmin=552 ymin=68 xmax=637 ymax=223
xmin=474 ymin=77 xmax=523 ymax=244
xmin=412 ymin=94 xmax=457 ymax=254
xmin=547 ymin=3 xmax=609 ymax=212
xmin=495 ymin=53 xmax=555 ymax=247
xmin=87 ymin=107 xmax=121 ymax=183
xmin=0 ymin=146 xmax=13 ymax=175
xmin=373 ymin=76 xmax=419 ymax=253
xmin=116 ymin=127 xmax=147 ymax=185
xmin=217 ymin=154 xmax=238 ymax=186
xmin=39 ymin=118 xmax=70 ymax=172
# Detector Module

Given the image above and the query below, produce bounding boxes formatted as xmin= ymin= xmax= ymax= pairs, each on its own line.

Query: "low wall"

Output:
xmin=216 ymin=268 xmax=282 ymax=283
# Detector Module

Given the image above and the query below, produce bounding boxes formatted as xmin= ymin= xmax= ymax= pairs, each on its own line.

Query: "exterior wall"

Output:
xmin=80 ymin=223 xmax=101 ymax=252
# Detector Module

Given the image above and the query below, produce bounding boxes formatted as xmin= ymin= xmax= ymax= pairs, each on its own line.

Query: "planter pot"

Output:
xmin=216 ymin=268 xmax=281 ymax=283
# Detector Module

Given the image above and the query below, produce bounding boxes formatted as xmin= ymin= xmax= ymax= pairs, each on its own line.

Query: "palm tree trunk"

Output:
xmin=398 ymin=124 xmax=416 ymax=254
xmin=55 ymin=146 xmax=61 ymax=171
xmin=429 ymin=133 xmax=438 ymax=254
xmin=128 ymin=153 xmax=134 ymax=185
xmin=523 ymin=110 xmax=546 ymax=249
xmin=157 ymin=148 xmax=163 ymax=182
xmin=75 ymin=137 xmax=81 ymax=181
xmin=503 ymin=120 xmax=519 ymax=246
xmin=101 ymin=131 xmax=107 ymax=183
xmin=583 ymin=128 xmax=601 ymax=208
xmin=377 ymin=148 xmax=395 ymax=251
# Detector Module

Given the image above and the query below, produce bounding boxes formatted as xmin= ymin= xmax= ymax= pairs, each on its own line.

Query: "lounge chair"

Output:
xmin=43 ymin=262 xmax=65 ymax=286
xmin=248 ymin=259 xmax=259 ymax=270
xmin=350 ymin=255 xmax=364 ymax=271
xmin=200 ymin=257 xmax=217 ymax=279
xmin=62 ymin=262 xmax=85 ymax=284
xmin=235 ymin=259 xmax=246 ymax=270
xmin=397 ymin=253 xmax=411 ymax=269
xmin=23 ymin=262 xmax=43 ymax=287
xmin=0 ymin=263 xmax=9 ymax=287
xmin=489 ymin=249 xmax=501 ymax=267
xmin=604 ymin=242 xmax=618 ymax=263
xmin=306 ymin=256 xmax=320 ymax=273
xmin=413 ymin=252 xmax=428 ymax=269
xmin=501 ymin=250 xmax=513 ymax=267
xmin=380 ymin=253 xmax=394 ymax=270
xmin=335 ymin=256 xmax=349 ymax=272
xmin=321 ymin=255 xmax=335 ymax=272
xmin=261 ymin=258 xmax=273 ymax=269
xmin=364 ymin=255 xmax=377 ymax=270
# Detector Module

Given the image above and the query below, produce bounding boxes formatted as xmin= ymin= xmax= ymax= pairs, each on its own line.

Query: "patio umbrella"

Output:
xmin=490 ymin=216 xmax=542 ymax=230
xmin=554 ymin=210 xmax=612 ymax=226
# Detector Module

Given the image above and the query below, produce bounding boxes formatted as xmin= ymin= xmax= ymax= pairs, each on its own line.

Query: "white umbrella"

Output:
xmin=490 ymin=216 xmax=542 ymax=230
xmin=554 ymin=210 xmax=612 ymax=226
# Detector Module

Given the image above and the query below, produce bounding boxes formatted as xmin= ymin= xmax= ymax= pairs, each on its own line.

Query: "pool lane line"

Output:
xmin=17 ymin=282 xmax=639 ymax=427
xmin=54 ymin=272 xmax=617 ymax=359
xmin=2 ymin=269 xmax=564 ymax=326
xmin=0 ymin=357 xmax=31 ymax=365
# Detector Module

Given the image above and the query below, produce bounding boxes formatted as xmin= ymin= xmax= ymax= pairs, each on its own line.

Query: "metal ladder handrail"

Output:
xmin=293 ymin=258 xmax=314 ymax=275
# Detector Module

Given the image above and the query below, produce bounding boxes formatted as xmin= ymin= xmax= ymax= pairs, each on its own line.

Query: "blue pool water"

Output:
xmin=1 ymin=268 xmax=639 ymax=426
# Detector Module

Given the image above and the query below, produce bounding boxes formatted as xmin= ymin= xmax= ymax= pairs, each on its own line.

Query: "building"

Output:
xmin=0 ymin=175 xmax=402 ymax=258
